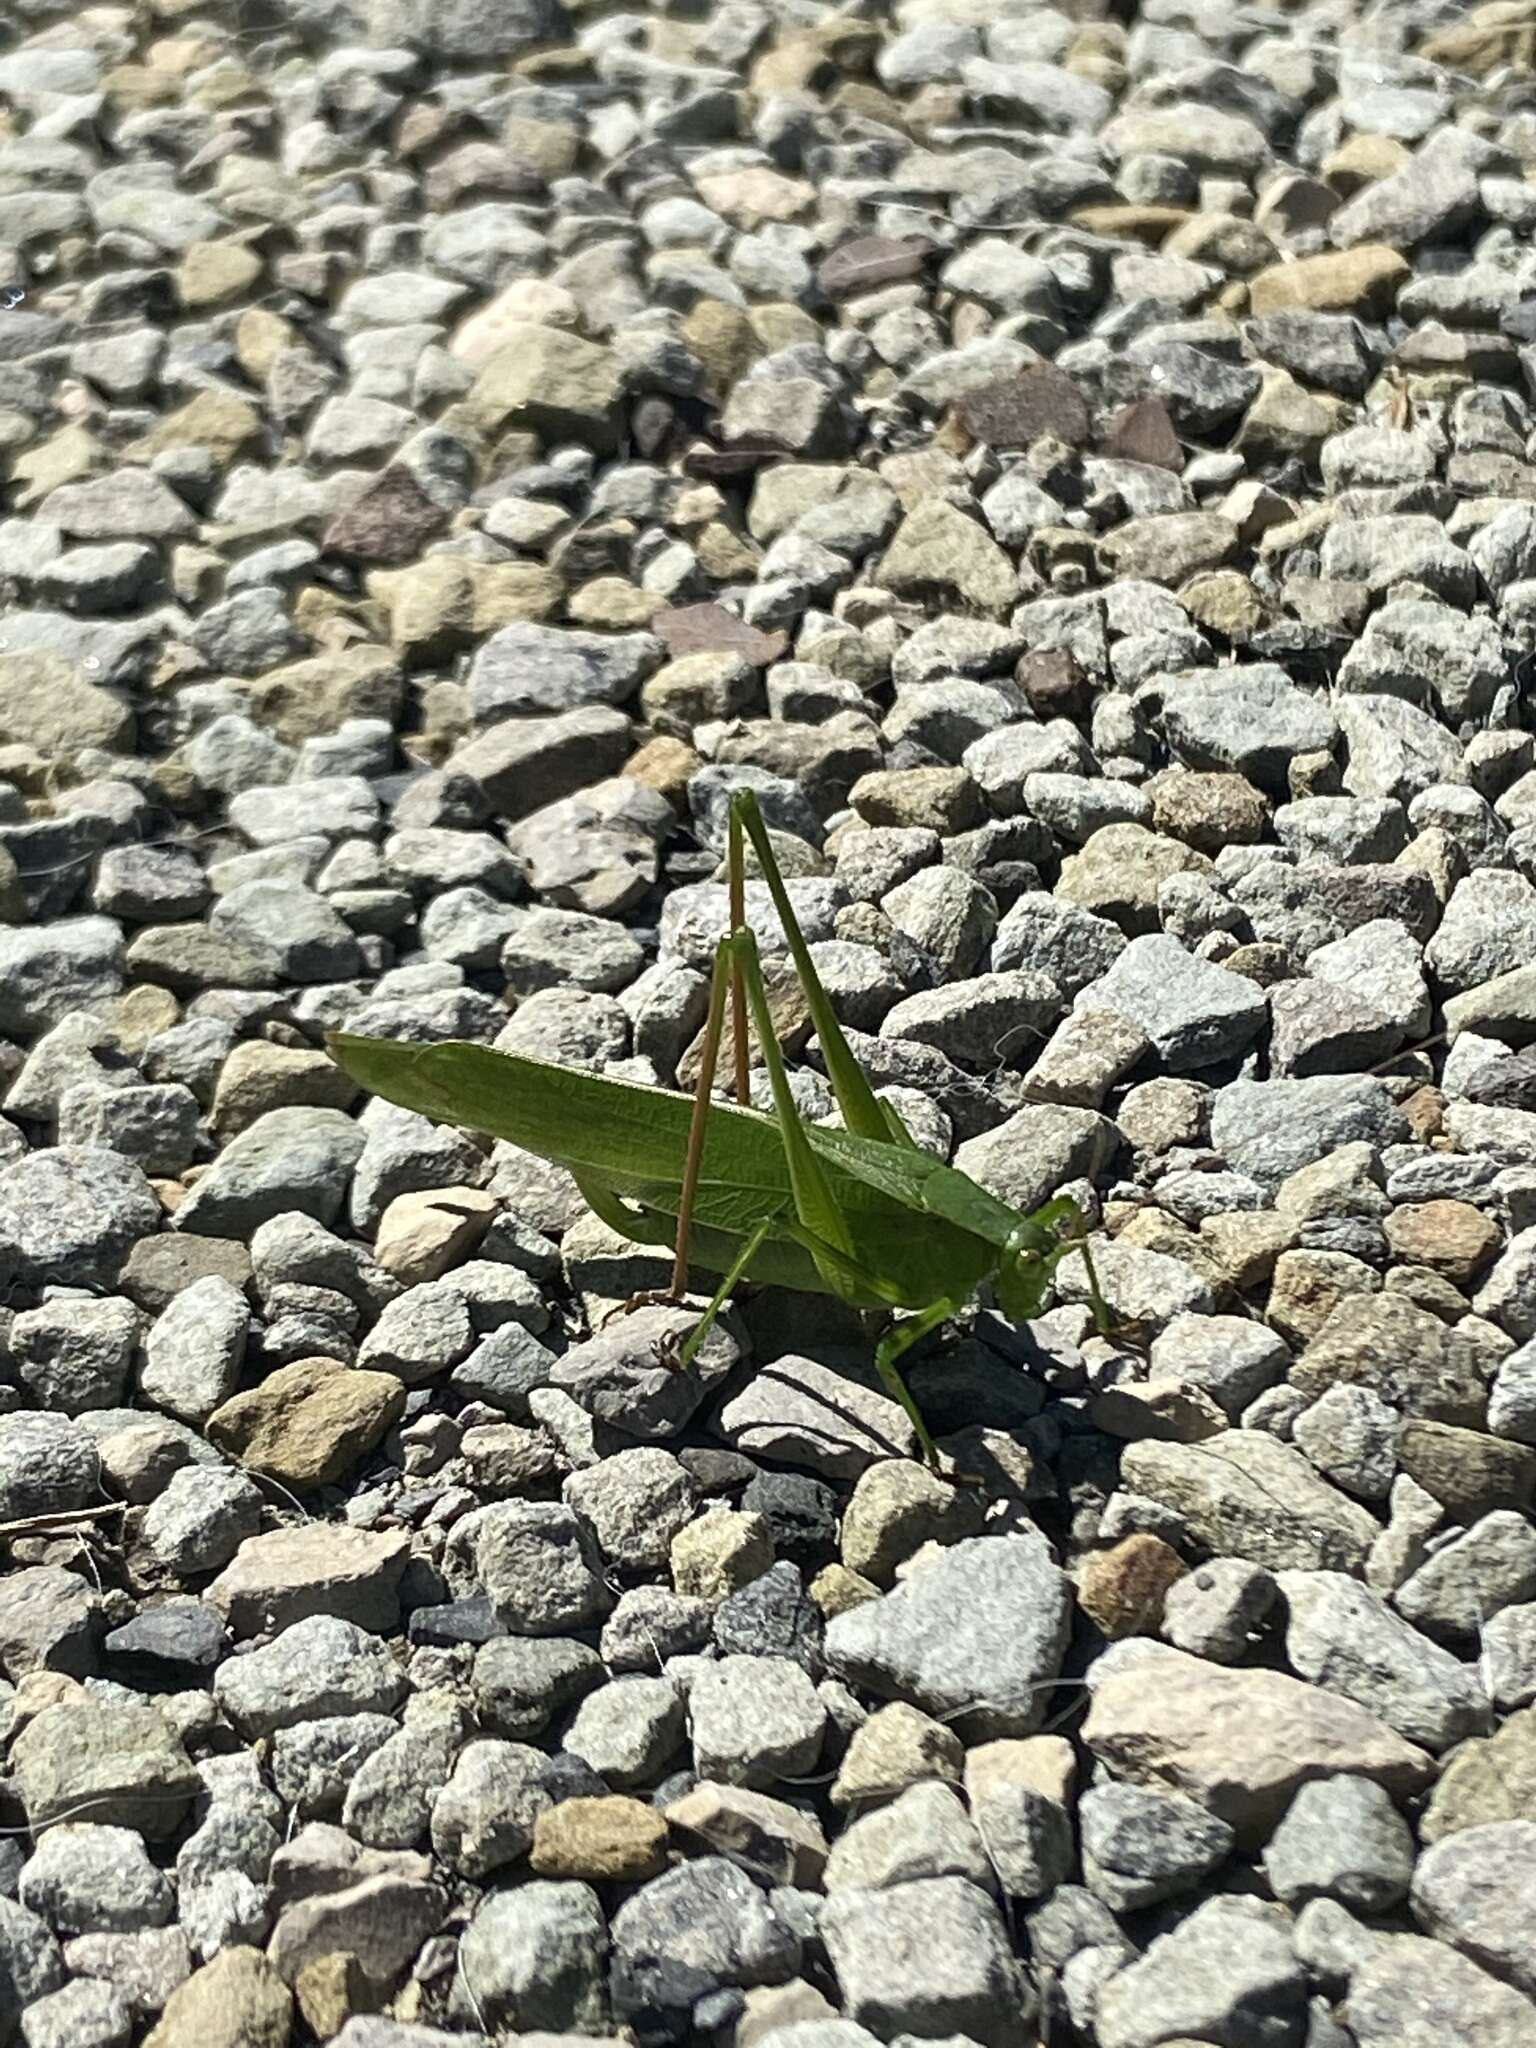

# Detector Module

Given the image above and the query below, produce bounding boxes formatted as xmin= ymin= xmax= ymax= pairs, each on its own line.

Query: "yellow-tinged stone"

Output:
xmin=9 ymin=423 xmax=101 ymax=507
xmin=449 ymin=277 xmax=581 ymax=369
xmin=294 ymin=1951 xmax=373 ymax=2040
xmin=177 ymin=239 xmax=262 ymax=308
xmin=694 ymin=165 xmax=813 ymax=228
xmin=1322 ymin=132 xmax=1412 ymax=195
xmin=0 ymin=651 xmax=134 ymax=755
xmin=465 ymin=323 xmax=624 ymax=450
xmin=810 ymin=1563 xmax=880 ymax=1618
xmin=569 ymin=578 xmax=660 ymax=629
xmin=368 ymin=557 xmax=561 ymax=662
xmin=694 ymin=521 xmax=761 ymax=580
xmin=530 ymin=1797 xmax=668 ymax=1881
xmin=1073 ymin=1540 xmax=1196 ymax=1630
xmin=1163 ymin=212 xmax=1277 ymax=276
xmin=625 ymin=734 xmax=697 ymax=806
xmin=235 ymin=307 xmax=294 ymax=381
xmin=107 ymin=984 xmax=180 ymax=1054
xmin=1071 ymin=204 xmax=1192 ymax=243
xmin=502 ymin=116 xmax=580 ymax=180
xmin=237 ymin=645 xmax=403 ymax=745
xmin=748 ymin=302 xmax=822 ymax=354
xmin=127 ymin=388 xmax=262 ymax=464
xmin=103 ymin=63 xmax=180 ymax=111
xmin=1424 ymin=5 xmax=1536 ymax=75
xmin=1247 ymin=244 xmax=1409 ymax=317
xmin=682 ymin=300 xmax=760 ymax=401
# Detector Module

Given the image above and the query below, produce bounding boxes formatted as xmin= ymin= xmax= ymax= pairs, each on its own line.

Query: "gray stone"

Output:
xmin=1079 ymin=1783 xmax=1235 ymax=1912
xmin=565 ymin=1679 xmax=686 ymax=1791
xmin=824 ymin=1782 xmax=992 ymax=1896
xmin=173 ymin=1109 xmax=365 ymax=1238
xmin=429 ymin=1739 xmax=550 ymax=1879
xmin=1263 ymin=1774 xmax=1416 ymax=1912
xmin=1345 ymin=1933 xmax=1536 ymax=2048
xmin=824 ymin=1534 xmax=1071 ymax=1739
xmin=444 ymin=1501 xmax=609 ymax=1635
xmin=689 ymin=1658 xmax=826 ymax=1790
xmin=1094 ymin=1896 xmax=1307 ymax=2048
xmin=1122 ymin=1436 xmax=1379 ymax=1573
xmin=1209 ymin=1077 xmax=1410 ymax=1192
xmin=0 ymin=1149 xmax=159 ymax=1291
xmin=213 ymin=1616 xmax=407 ymax=1738
xmin=821 ymin=1877 xmax=1031 ymax=2048
xmin=611 ymin=1856 xmax=800 ymax=1991
xmin=1078 ymin=934 xmax=1265 ymax=1073
xmin=455 ymin=1881 xmax=609 ymax=2034
xmin=1277 ymin=1564 xmax=1499 ymax=1744
xmin=139 ymin=1277 xmax=249 ymax=1425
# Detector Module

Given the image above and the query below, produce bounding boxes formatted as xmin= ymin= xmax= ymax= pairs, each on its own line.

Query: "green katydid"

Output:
xmin=327 ymin=790 xmax=1108 ymax=1468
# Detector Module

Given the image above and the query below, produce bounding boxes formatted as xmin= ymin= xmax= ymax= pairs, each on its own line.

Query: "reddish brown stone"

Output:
xmin=1099 ymin=394 xmax=1185 ymax=472
xmin=1017 ymin=647 xmax=1089 ymax=721
xmin=817 ymin=235 xmax=934 ymax=300
xmin=956 ymin=361 xmax=1091 ymax=449
xmin=322 ymin=467 xmax=449 ymax=564
xmin=652 ymin=602 xmax=788 ymax=667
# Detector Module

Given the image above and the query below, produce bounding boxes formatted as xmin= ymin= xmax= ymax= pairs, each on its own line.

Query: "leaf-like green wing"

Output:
xmin=327 ymin=1032 xmax=1000 ymax=1308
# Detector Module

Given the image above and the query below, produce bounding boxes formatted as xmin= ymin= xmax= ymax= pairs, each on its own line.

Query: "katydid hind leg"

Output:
xmin=730 ymin=791 xmax=901 ymax=1148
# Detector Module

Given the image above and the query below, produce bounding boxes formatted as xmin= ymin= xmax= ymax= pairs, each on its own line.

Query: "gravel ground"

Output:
xmin=2 ymin=0 xmax=1536 ymax=2043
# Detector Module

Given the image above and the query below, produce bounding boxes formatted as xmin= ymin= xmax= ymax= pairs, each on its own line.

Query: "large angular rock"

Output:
xmin=1121 ymin=1435 xmax=1379 ymax=1573
xmin=1083 ymin=1644 xmax=1435 ymax=1843
xmin=824 ymin=1534 xmax=1072 ymax=1738
xmin=1077 ymin=934 xmax=1265 ymax=1073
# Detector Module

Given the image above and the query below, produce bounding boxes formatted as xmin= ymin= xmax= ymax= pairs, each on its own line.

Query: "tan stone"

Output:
xmin=682 ymin=300 xmax=761 ymax=402
xmin=530 ymin=1796 xmax=668 ymax=1881
xmin=145 ymin=1947 xmax=293 ymax=2048
xmin=569 ymin=578 xmax=661 ymax=630
xmin=664 ymin=1782 xmax=828 ymax=1887
xmin=211 ymin=1041 xmax=360 ymax=1138
xmin=127 ymin=389 xmax=262 ymax=464
xmin=9 ymin=423 xmax=101 ymax=508
xmin=1247 ymin=244 xmax=1409 ymax=317
xmin=1084 ymin=1645 xmax=1435 ymax=1844
xmin=234 ymin=306 xmax=294 ymax=381
xmin=1421 ymin=1703 xmax=1536 ymax=1842
xmin=0 ymin=651 xmax=133 ymax=755
xmin=1088 ymin=1382 xmax=1228 ymax=1445
xmin=1384 ymin=1200 xmax=1501 ymax=1284
xmin=1322 ymin=132 xmax=1411 ymax=194
xmin=965 ymin=1734 xmax=1077 ymax=1810
xmin=670 ymin=1508 xmax=773 ymax=1602
xmin=207 ymin=1357 xmax=406 ymax=1489
xmin=237 ymin=646 xmax=403 ymax=744
xmin=293 ymin=1951 xmax=375 ymax=2041
xmin=694 ymin=165 xmax=813 ymax=228
xmin=375 ymin=1187 xmax=498 ymax=1284
xmin=208 ymin=1525 xmax=410 ymax=1638
xmin=177 ymin=238 xmax=263 ymax=309
xmin=810 ymin=1563 xmax=880 ymax=1618
xmin=465 ymin=323 xmax=623 ymax=451
xmin=830 ymin=1699 xmax=963 ymax=1808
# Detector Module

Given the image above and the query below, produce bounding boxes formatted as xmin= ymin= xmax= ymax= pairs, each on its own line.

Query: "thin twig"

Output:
xmin=0 ymin=1503 xmax=126 ymax=1541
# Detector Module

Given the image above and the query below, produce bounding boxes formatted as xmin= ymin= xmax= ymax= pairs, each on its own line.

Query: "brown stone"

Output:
xmin=207 ymin=1357 xmax=406 ymax=1489
xmin=322 ymin=468 xmax=451 ymax=565
xmin=208 ymin=1526 xmax=410 ymax=1638
xmin=652 ymin=602 xmax=788 ymax=667
xmin=816 ymin=235 xmax=933 ymax=300
xmin=120 ymin=1234 xmax=252 ymax=1315
xmin=955 ymin=362 xmax=1091 ymax=450
xmin=664 ymin=1782 xmax=828 ymax=1886
xmin=1149 ymin=769 xmax=1269 ymax=854
xmin=1384 ymin=1200 xmax=1502 ymax=1284
xmin=530 ymin=1796 xmax=668 ymax=1881
xmin=293 ymin=1952 xmax=377 ymax=2040
xmin=1397 ymin=1419 xmax=1536 ymax=1518
xmin=1017 ymin=648 xmax=1089 ymax=722
xmin=1097 ymin=393 xmax=1187 ymax=468
xmin=1075 ymin=1535 xmax=1187 ymax=1639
